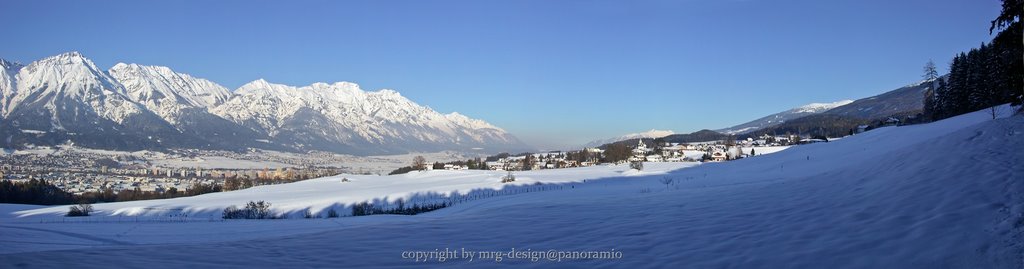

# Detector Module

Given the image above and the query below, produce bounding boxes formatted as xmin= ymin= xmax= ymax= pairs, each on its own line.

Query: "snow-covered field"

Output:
xmin=0 ymin=106 xmax=1021 ymax=268
xmin=740 ymin=145 xmax=790 ymax=156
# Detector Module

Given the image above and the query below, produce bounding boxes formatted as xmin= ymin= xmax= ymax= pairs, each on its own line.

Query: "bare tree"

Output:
xmin=412 ymin=156 xmax=427 ymax=170
xmin=923 ymin=60 xmax=938 ymax=81
xmin=659 ymin=177 xmax=674 ymax=190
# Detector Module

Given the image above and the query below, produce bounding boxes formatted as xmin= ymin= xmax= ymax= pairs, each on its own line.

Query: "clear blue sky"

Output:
xmin=1 ymin=0 xmax=1002 ymax=150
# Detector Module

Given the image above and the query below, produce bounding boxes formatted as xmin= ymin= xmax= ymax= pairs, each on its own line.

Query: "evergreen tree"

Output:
xmin=923 ymin=86 xmax=936 ymax=120
xmin=990 ymin=0 xmax=1022 ymax=34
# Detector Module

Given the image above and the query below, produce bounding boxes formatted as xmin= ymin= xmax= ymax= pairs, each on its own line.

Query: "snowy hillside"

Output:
xmin=109 ymin=63 xmax=232 ymax=125
xmin=0 ymin=105 xmax=1019 ymax=268
xmin=583 ymin=129 xmax=675 ymax=147
xmin=717 ymin=100 xmax=853 ymax=135
xmin=0 ymin=58 xmax=23 ymax=118
xmin=0 ymin=52 xmax=529 ymax=155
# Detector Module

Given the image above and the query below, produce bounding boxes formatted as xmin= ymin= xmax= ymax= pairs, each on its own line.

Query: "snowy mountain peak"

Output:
xmin=30 ymin=51 xmax=98 ymax=72
xmin=109 ymin=62 xmax=231 ymax=107
xmin=108 ymin=62 xmax=233 ymax=126
xmin=793 ymin=100 xmax=854 ymax=113
xmin=0 ymin=59 xmax=24 ymax=116
xmin=237 ymin=78 xmax=281 ymax=93
xmin=3 ymin=51 xmax=155 ymax=132
xmin=1 ymin=52 xmax=531 ymax=155
xmin=331 ymin=81 xmax=361 ymax=90
xmin=636 ymin=129 xmax=675 ymax=138
xmin=16 ymin=51 xmax=125 ymax=100
xmin=0 ymin=58 xmax=20 ymax=70
xmin=212 ymin=79 xmax=528 ymax=154
xmin=376 ymin=88 xmax=401 ymax=96
xmin=33 ymin=51 xmax=97 ymax=71
xmin=51 ymin=51 xmax=85 ymax=60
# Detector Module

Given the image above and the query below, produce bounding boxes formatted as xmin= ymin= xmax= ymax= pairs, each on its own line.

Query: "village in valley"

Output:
xmin=411 ymin=132 xmax=831 ymax=173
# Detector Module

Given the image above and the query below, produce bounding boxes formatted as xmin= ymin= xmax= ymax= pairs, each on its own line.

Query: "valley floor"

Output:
xmin=0 ymin=107 xmax=1021 ymax=268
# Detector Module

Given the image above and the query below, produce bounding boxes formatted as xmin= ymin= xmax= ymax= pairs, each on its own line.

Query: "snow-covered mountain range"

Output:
xmin=716 ymin=100 xmax=853 ymax=135
xmin=0 ymin=52 xmax=530 ymax=155
xmin=583 ymin=129 xmax=675 ymax=148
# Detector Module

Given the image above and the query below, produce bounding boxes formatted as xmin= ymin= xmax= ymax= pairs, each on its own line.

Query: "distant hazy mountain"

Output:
xmin=583 ymin=129 xmax=675 ymax=148
xmin=716 ymin=100 xmax=853 ymax=135
xmin=0 ymin=52 xmax=531 ymax=155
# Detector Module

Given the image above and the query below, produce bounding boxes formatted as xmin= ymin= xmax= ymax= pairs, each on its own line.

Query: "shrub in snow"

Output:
xmin=66 ymin=203 xmax=93 ymax=217
xmin=659 ymin=177 xmax=674 ymax=189
xmin=352 ymin=202 xmax=372 ymax=216
xmin=222 ymin=200 xmax=273 ymax=219
xmin=222 ymin=206 xmax=242 ymax=219
xmin=303 ymin=208 xmax=314 ymax=219
xmin=630 ymin=160 xmax=644 ymax=171
xmin=501 ymin=171 xmax=516 ymax=183
xmin=327 ymin=208 xmax=339 ymax=218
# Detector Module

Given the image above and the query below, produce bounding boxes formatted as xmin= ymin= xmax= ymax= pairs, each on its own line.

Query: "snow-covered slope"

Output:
xmin=109 ymin=63 xmax=231 ymax=125
xmin=0 ymin=58 xmax=24 ymax=118
xmin=211 ymin=79 xmax=529 ymax=155
xmin=717 ymin=100 xmax=853 ymax=135
xmin=107 ymin=63 xmax=271 ymax=149
xmin=1 ymin=105 xmax=1018 ymax=268
xmin=583 ymin=129 xmax=675 ymax=147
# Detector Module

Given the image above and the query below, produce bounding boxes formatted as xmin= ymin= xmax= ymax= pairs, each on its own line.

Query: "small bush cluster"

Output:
xmin=501 ymin=171 xmax=516 ymax=183
xmin=630 ymin=160 xmax=644 ymax=171
xmin=222 ymin=200 xmax=273 ymax=219
xmin=66 ymin=203 xmax=93 ymax=217
xmin=659 ymin=177 xmax=674 ymax=189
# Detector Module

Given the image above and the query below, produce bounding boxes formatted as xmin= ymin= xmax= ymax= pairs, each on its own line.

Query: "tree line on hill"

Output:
xmin=388 ymin=155 xmax=492 ymax=175
xmin=0 ymin=179 xmax=221 ymax=205
xmin=222 ymin=175 xmax=308 ymax=191
xmin=925 ymin=0 xmax=1022 ymax=120
xmin=738 ymin=114 xmax=874 ymax=139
